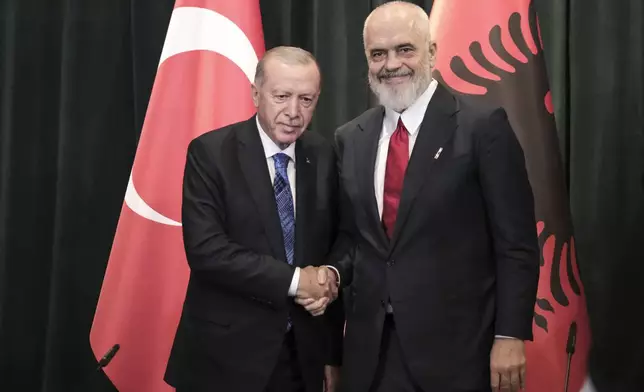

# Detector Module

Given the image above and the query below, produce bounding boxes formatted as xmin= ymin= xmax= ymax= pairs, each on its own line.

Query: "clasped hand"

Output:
xmin=295 ymin=266 xmax=338 ymax=316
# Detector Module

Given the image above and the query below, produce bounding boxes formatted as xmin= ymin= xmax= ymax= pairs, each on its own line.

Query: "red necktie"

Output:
xmin=382 ymin=118 xmax=409 ymax=238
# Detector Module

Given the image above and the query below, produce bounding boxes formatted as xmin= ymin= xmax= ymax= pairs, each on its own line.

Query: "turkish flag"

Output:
xmin=429 ymin=1 xmax=593 ymax=391
xmin=89 ymin=1 xmax=264 ymax=390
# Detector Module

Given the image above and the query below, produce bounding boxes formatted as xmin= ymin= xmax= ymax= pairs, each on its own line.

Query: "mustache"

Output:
xmin=378 ymin=68 xmax=414 ymax=80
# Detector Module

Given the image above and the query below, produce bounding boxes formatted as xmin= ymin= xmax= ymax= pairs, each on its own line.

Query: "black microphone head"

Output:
xmin=566 ymin=322 xmax=577 ymax=354
xmin=98 ymin=344 xmax=120 ymax=368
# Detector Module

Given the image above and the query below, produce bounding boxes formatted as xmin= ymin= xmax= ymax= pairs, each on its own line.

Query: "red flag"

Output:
xmin=429 ymin=1 xmax=592 ymax=391
xmin=89 ymin=1 xmax=264 ymax=390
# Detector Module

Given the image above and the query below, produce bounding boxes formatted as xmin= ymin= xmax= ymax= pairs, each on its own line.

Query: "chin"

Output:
xmin=276 ymin=133 xmax=299 ymax=146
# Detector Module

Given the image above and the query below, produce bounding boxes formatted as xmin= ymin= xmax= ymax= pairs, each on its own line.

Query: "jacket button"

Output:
xmin=386 ymin=259 xmax=395 ymax=267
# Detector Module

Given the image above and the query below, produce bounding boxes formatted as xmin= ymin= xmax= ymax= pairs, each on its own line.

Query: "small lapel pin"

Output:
xmin=434 ymin=147 xmax=443 ymax=160
xmin=305 ymin=157 xmax=311 ymax=164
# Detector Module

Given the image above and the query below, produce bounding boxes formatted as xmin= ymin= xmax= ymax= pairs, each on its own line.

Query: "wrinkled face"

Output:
xmin=365 ymin=15 xmax=436 ymax=112
xmin=252 ymin=60 xmax=320 ymax=148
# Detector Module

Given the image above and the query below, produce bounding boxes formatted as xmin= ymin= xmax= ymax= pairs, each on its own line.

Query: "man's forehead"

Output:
xmin=365 ymin=25 xmax=423 ymax=49
xmin=264 ymin=61 xmax=317 ymax=78
xmin=263 ymin=68 xmax=320 ymax=93
xmin=268 ymin=79 xmax=318 ymax=91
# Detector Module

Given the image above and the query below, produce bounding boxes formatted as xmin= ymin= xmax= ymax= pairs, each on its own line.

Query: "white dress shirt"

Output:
xmin=256 ymin=118 xmax=301 ymax=296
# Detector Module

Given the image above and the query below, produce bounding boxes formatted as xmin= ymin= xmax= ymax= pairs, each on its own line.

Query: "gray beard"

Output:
xmin=369 ymin=71 xmax=431 ymax=112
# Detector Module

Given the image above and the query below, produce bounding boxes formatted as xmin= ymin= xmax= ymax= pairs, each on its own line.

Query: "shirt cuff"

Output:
xmin=324 ymin=265 xmax=341 ymax=286
xmin=288 ymin=267 xmax=300 ymax=296
xmin=495 ymin=335 xmax=518 ymax=339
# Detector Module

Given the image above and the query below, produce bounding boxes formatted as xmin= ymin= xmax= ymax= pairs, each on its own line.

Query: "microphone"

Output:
xmin=78 ymin=344 xmax=120 ymax=389
xmin=564 ymin=322 xmax=577 ymax=392
xmin=96 ymin=344 xmax=120 ymax=371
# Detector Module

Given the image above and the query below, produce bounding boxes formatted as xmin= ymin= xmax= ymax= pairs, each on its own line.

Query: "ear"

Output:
xmin=251 ymin=84 xmax=260 ymax=108
xmin=428 ymin=40 xmax=437 ymax=68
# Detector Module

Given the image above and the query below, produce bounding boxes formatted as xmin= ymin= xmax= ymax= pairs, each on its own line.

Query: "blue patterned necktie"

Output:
xmin=273 ymin=153 xmax=295 ymax=332
xmin=273 ymin=153 xmax=295 ymax=266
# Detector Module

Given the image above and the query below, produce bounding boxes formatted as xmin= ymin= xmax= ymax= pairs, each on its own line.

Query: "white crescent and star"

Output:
xmin=124 ymin=6 xmax=259 ymax=226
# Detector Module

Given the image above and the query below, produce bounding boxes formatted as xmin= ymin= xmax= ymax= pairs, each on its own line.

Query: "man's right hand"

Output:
xmin=295 ymin=266 xmax=337 ymax=316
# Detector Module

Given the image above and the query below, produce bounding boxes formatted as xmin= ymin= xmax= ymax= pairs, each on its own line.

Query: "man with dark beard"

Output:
xmin=325 ymin=2 xmax=540 ymax=392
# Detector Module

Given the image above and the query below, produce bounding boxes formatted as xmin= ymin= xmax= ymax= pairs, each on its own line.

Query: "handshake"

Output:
xmin=295 ymin=266 xmax=339 ymax=316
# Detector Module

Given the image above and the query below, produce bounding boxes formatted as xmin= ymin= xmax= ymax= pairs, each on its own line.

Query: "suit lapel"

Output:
xmin=237 ymin=118 xmax=287 ymax=262
xmin=389 ymin=84 xmax=459 ymax=248
xmin=355 ymin=107 xmax=389 ymax=251
xmin=294 ymin=136 xmax=315 ymax=267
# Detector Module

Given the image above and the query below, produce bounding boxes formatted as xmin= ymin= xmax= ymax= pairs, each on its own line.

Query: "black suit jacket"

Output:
xmin=165 ymin=116 xmax=343 ymax=392
xmin=332 ymin=84 xmax=540 ymax=392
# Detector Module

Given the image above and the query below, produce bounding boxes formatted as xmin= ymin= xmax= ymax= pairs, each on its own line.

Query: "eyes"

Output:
xmin=273 ymin=93 xmax=315 ymax=107
xmin=370 ymin=46 xmax=415 ymax=61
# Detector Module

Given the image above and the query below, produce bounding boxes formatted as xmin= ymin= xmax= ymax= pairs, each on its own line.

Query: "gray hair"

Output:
xmin=254 ymin=46 xmax=319 ymax=87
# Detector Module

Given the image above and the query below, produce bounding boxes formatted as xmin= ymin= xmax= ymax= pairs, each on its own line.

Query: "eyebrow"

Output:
xmin=395 ymin=43 xmax=415 ymax=49
xmin=271 ymin=90 xmax=316 ymax=98
xmin=370 ymin=43 xmax=416 ymax=52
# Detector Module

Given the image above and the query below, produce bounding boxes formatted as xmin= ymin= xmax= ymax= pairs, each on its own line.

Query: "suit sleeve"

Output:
xmin=322 ymin=140 xmax=351 ymax=366
xmin=477 ymin=108 xmax=540 ymax=341
xmin=181 ymin=138 xmax=294 ymax=308
xmin=325 ymin=287 xmax=344 ymax=366
xmin=327 ymin=127 xmax=357 ymax=288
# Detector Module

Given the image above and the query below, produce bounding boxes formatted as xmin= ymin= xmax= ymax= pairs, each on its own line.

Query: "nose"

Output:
xmin=384 ymin=52 xmax=402 ymax=71
xmin=284 ymin=97 xmax=299 ymax=118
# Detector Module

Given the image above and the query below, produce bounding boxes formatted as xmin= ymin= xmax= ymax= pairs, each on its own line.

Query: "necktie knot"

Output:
xmin=273 ymin=152 xmax=290 ymax=166
xmin=273 ymin=153 xmax=290 ymax=172
xmin=396 ymin=117 xmax=408 ymax=134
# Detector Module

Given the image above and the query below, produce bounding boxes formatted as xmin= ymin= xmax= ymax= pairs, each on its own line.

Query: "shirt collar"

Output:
xmin=256 ymin=116 xmax=296 ymax=162
xmin=383 ymin=78 xmax=438 ymax=136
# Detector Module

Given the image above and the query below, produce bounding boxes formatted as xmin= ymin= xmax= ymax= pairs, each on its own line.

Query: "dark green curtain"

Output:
xmin=1 ymin=0 xmax=642 ymax=391
xmin=537 ymin=1 xmax=644 ymax=390
xmin=0 ymin=1 xmax=174 ymax=390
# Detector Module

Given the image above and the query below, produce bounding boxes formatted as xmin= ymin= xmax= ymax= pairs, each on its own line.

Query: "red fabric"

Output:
xmin=382 ymin=118 xmax=409 ymax=238
xmin=429 ymin=1 xmax=591 ymax=390
xmin=89 ymin=1 xmax=264 ymax=391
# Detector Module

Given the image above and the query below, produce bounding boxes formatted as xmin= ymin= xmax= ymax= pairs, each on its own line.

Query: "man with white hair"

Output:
xmin=166 ymin=46 xmax=342 ymax=392
xmin=326 ymin=2 xmax=539 ymax=391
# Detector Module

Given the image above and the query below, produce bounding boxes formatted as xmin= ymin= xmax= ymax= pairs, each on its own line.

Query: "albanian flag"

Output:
xmin=428 ymin=0 xmax=591 ymax=391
